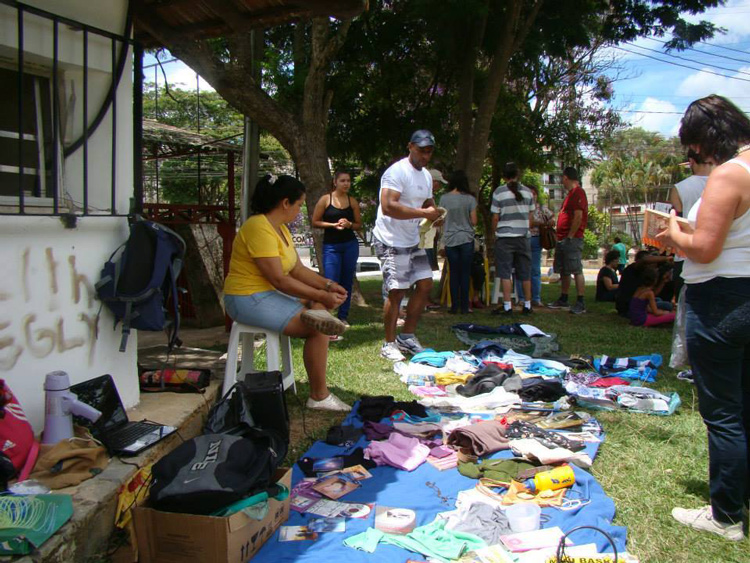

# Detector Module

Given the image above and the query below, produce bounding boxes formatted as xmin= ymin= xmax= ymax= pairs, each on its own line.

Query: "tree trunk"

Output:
xmin=152 ymin=18 xmax=352 ymax=279
xmin=454 ymin=0 xmax=544 ymax=192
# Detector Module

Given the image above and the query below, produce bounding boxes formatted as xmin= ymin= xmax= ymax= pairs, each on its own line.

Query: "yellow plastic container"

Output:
xmin=525 ymin=464 xmax=575 ymax=493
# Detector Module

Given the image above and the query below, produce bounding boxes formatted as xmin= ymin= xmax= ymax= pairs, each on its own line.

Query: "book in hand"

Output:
xmin=642 ymin=208 xmax=689 ymax=255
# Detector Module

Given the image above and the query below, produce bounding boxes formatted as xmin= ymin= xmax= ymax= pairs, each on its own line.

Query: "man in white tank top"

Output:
xmin=670 ymin=149 xmax=714 ymax=221
xmin=669 ymin=149 xmax=715 ymax=295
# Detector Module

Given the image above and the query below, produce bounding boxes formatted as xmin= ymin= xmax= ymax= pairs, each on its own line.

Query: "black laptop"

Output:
xmin=71 ymin=374 xmax=176 ymax=456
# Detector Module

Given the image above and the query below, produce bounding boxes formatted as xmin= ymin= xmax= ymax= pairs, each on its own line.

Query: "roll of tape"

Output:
xmin=376 ymin=508 xmax=416 ymax=534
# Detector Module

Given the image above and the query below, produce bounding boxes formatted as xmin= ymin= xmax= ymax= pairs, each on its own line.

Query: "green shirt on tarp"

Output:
xmin=458 ymin=457 xmax=535 ymax=481
xmin=344 ymin=519 xmax=486 ymax=563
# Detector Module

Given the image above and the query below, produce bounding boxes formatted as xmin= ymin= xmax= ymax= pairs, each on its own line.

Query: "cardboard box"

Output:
xmin=134 ymin=468 xmax=291 ymax=563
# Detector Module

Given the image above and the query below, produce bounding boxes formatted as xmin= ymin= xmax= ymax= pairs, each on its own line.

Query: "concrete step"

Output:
xmin=4 ymin=346 xmax=224 ymax=563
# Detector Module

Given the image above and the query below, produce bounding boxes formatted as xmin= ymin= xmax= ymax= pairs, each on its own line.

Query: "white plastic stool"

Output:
xmin=491 ymin=271 xmax=519 ymax=304
xmin=222 ymin=322 xmax=296 ymax=396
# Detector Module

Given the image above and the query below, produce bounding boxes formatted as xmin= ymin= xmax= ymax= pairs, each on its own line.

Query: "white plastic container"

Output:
xmin=506 ymin=502 xmax=541 ymax=532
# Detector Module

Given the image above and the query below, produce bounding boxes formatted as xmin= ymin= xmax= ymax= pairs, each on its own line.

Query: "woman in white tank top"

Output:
xmin=658 ymin=94 xmax=750 ymax=542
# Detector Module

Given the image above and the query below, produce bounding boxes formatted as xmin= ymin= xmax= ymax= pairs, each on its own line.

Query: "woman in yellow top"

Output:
xmin=224 ymin=174 xmax=351 ymax=412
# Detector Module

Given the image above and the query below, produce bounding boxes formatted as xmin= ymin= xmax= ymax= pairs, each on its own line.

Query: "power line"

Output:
xmin=613 ymin=93 xmax=750 ymax=99
xmin=625 ymin=42 xmax=750 ymax=77
xmin=644 ymin=37 xmax=750 ymax=66
xmin=612 ymin=46 xmax=750 ymax=83
xmin=613 ymin=108 xmax=750 ymax=116
xmin=698 ymin=39 xmax=750 ymax=56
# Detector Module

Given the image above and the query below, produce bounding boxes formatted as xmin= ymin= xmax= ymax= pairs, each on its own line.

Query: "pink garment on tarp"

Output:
xmin=589 ymin=377 xmax=630 ymax=388
xmin=364 ymin=432 xmax=431 ymax=471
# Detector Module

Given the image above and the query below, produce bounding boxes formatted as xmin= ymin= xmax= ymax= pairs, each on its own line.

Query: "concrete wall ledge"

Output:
xmin=3 ymin=353 xmax=223 ymax=563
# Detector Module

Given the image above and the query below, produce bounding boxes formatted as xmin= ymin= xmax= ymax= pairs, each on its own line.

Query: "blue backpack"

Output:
xmin=96 ymin=219 xmax=186 ymax=352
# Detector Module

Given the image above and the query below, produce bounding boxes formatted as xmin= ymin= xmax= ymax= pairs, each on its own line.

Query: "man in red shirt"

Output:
xmin=549 ymin=167 xmax=588 ymax=314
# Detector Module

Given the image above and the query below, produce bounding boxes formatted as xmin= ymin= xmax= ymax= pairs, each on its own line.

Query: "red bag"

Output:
xmin=0 ymin=379 xmax=38 ymax=479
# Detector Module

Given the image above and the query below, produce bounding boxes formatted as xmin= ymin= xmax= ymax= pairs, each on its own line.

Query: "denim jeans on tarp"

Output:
xmin=322 ymin=238 xmax=359 ymax=321
xmin=515 ymin=235 xmax=542 ymax=302
xmin=686 ymin=276 xmax=750 ymax=524
xmin=445 ymin=241 xmax=474 ymax=313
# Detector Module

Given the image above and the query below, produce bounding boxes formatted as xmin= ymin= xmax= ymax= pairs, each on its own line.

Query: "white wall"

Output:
xmin=0 ymin=216 xmax=138 ymax=432
xmin=0 ymin=0 xmax=138 ymax=432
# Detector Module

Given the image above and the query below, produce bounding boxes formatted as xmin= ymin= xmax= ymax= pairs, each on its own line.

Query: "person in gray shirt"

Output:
xmin=439 ymin=170 xmax=477 ymax=314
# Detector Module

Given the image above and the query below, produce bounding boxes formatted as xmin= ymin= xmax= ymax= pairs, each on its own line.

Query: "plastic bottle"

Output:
xmin=523 ymin=465 xmax=575 ymax=493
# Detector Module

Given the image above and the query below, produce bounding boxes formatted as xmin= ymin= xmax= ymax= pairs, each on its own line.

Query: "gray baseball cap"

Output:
xmin=410 ymin=129 xmax=435 ymax=147
xmin=429 ymin=169 xmax=448 ymax=184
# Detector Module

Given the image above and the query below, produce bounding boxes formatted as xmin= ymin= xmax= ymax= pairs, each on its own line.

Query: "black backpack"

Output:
xmin=149 ymin=432 xmax=285 ymax=515
xmin=96 ymin=219 xmax=186 ymax=352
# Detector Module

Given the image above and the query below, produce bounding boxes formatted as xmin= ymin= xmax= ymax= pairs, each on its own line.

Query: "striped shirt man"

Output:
xmin=490 ymin=184 xmax=533 ymax=237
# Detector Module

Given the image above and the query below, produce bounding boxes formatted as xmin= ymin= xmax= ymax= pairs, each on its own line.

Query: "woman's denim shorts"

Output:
xmin=224 ymin=291 xmax=304 ymax=333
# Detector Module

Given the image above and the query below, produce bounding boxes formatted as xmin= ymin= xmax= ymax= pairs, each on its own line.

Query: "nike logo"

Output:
xmin=184 ymin=477 xmax=200 ymax=484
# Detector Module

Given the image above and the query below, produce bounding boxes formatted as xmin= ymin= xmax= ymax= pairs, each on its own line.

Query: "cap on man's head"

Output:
xmin=562 ymin=166 xmax=579 ymax=181
xmin=410 ymin=129 xmax=436 ymax=147
xmin=429 ymin=169 xmax=448 ymax=184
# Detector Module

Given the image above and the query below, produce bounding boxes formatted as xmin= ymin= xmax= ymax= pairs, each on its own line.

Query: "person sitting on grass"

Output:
xmin=627 ymin=267 xmax=676 ymax=327
xmin=612 ymin=237 xmax=628 ymax=275
xmin=615 ymin=250 xmax=674 ymax=317
xmin=223 ymin=174 xmax=351 ymax=412
xmin=595 ymin=250 xmax=620 ymax=302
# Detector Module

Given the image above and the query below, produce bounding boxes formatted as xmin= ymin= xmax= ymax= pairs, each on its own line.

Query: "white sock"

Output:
xmin=524 ymin=300 xmax=531 ymax=308
xmin=504 ymin=301 xmax=512 ymax=311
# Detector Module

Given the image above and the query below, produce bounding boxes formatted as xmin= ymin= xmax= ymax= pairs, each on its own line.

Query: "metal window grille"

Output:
xmin=0 ymin=0 xmax=137 ymax=216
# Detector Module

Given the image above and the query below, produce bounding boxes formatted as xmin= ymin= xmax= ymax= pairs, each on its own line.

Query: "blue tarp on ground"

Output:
xmin=251 ymin=404 xmax=627 ymax=562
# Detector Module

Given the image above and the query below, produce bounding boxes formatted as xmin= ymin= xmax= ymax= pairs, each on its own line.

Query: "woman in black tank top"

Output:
xmin=312 ymin=171 xmax=362 ymax=329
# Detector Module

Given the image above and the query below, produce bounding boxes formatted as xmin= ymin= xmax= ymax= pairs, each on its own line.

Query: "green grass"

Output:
xmin=259 ymin=278 xmax=747 ymax=562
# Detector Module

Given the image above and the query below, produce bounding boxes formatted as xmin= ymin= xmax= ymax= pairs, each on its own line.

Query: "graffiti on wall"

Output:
xmin=0 ymin=247 xmax=99 ymax=370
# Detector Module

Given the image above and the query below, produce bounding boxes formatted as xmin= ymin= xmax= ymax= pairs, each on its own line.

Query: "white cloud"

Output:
xmin=675 ymin=66 xmax=750 ymax=105
xmin=684 ymin=0 xmax=750 ymax=44
xmin=626 ymin=97 xmax=681 ymax=136
xmin=144 ymin=57 xmax=215 ymax=92
xmin=162 ymin=64 xmax=215 ymax=92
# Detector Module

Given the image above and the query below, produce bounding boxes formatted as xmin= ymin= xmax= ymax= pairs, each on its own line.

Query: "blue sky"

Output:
xmin=145 ymin=1 xmax=750 ymax=140
xmin=605 ymin=0 xmax=750 ymax=137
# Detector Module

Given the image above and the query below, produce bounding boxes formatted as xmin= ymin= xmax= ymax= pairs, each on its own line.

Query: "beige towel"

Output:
xmin=30 ymin=428 xmax=108 ymax=489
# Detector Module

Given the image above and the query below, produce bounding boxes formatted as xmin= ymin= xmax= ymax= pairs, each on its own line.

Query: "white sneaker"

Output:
xmin=381 ymin=341 xmax=405 ymax=362
xmin=396 ymin=334 xmax=425 ymax=355
xmin=672 ymin=506 xmax=745 ymax=541
xmin=306 ymin=392 xmax=351 ymax=412
xmin=301 ymin=309 xmax=348 ymax=336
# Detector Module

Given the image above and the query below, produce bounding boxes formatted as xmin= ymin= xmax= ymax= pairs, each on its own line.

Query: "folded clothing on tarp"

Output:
xmin=565 ymin=382 xmax=681 ymax=416
xmin=364 ymin=433 xmax=431 ymax=471
xmin=593 ymin=353 xmax=662 ymax=383
xmin=453 ymin=328 xmax=560 ymax=356
xmin=358 ymin=395 xmax=429 ymax=422
xmin=249 ymin=404 xmax=626 ymax=563
xmin=446 ymin=420 xmax=509 ymax=457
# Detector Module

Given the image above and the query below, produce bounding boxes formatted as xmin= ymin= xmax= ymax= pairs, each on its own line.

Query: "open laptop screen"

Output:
xmin=71 ymin=374 xmax=128 ymax=433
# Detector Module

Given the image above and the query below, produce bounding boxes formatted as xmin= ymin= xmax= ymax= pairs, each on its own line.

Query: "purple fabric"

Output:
xmin=362 ymin=421 xmax=442 ymax=448
xmin=364 ymin=433 xmax=431 ymax=471
xmin=429 ymin=445 xmax=454 ymax=459
xmin=362 ymin=421 xmax=393 ymax=441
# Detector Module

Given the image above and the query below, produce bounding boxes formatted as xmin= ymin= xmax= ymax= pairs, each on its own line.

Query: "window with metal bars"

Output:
xmin=0 ymin=0 xmax=136 ymax=217
xmin=0 ymin=67 xmax=55 ymax=202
